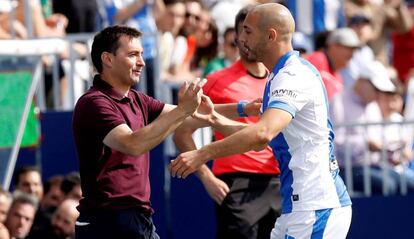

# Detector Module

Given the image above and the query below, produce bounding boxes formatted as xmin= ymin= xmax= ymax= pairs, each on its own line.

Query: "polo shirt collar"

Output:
xmin=92 ymin=74 xmax=133 ymax=103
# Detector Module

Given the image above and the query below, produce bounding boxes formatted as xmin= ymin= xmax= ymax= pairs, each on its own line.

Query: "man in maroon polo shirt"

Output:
xmin=72 ymin=25 xmax=206 ymax=239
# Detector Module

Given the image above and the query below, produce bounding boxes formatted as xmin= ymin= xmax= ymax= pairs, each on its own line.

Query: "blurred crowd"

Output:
xmin=1 ymin=0 xmax=414 ymax=236
xmin=0 ymin=166 xmax=80 ymax=239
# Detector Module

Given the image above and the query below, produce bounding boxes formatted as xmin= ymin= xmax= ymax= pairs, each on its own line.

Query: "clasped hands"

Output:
xmin=172 ymin=79 xmax=263 ymax=178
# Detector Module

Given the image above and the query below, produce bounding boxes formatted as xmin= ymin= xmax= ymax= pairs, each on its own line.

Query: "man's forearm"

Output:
xmin=126 ymin=106 xmax=191 ymax=156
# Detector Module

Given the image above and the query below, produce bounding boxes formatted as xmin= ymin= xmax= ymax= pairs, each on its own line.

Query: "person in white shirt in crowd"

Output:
xmin=341 ymin=14 xmax=375 ymax=90
xmin=331 ymin=61 xmax=401 ymax=195
xmin=366 ymin=70 xmax=414 ymax=193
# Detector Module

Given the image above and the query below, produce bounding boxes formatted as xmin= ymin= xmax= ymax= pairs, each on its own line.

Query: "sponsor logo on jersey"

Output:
xmin=271 ymin=89 xmax=298 ymax=99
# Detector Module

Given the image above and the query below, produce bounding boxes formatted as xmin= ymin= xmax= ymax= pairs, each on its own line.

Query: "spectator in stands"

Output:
xmin=5 ymin=191 xmax=38 ymax=239
xmin=157 ymin=0 xmax=188 ymax=82
xmin=331 ymin=61 xmax=400 ymax=195
xmin=344 ymin=0 xmax=413 ymax=64
xmin=72 ymin=25 xmax=206 ymax=238
xmin=13 ymin=166 xmax=43 ymax=202
xmin=98 ymin=0 xmax=166 ymax=97
xmin=191 ymin=12 xmax=219 ymax=77
xmin=392 ymin=1 xmax=414 ymax=89
xmin=174 ymin=5 xmax=281 ymax=238
xmin=60 ymin=172 xmax=81 ymax=201
xmin=180 ymin=0 xmax=203 ymax=37
xmin=15 ymin=0 xmax=72 ymax=109
xmin=0 ymin=189 xmax=12 ymax=224
xmin=27 ymin=175 xmax=64 ymax=238
xmin=202 ymin=27 xmax=239 ymax=77
xmin=0 ymin=9 xmax=27 ymax=39
xmin=167 ymin=4 xmax=219 ymax=82
xmin=367 ymin=79 xmax=414 ymax=192
xmin=28 ymin=199 xmax=79 ymax=239
xmin=307 ymin=28 xmax=360 ymax=101
xmin=15 ymin=0 xmax=67 ymax=38
xmin=49 ymin=199 xmax=78 ymax=239
xmin=341 ymin=14 xmax=375 ymax=90
xmin=40 ymin=175 xmax=64 ymax=212
xmin=171 ymin=0 xmax=203 ymax=81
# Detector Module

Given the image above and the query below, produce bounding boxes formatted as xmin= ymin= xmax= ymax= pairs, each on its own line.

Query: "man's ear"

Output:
xmin=101 ymin=52 xmax=112 ymax=69
xmin=268 ymin=28 xmax=277 ymax=41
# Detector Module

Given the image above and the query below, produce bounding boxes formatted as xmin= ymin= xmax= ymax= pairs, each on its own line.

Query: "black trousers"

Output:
xmin=215 ymin=173 xmax=281 ymax=239
xmin=75 ymin=208 xmax=159 ymax=239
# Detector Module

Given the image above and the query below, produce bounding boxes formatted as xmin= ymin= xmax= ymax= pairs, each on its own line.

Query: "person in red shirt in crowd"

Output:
xmin=393 ymin=0 xmax=414 ymax=89
xmin=306 ymin=28 xmax=360 ymax=101
xmin=173 ymin=5 xmax=281 ymax=239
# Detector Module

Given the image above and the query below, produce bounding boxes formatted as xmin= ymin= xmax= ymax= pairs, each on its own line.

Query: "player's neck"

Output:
xmin=266 ymin=44 xmax=293 ymax=71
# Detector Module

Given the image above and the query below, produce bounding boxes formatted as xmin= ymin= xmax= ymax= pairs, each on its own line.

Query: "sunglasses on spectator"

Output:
xmin=185 ymin=12 xmax=201 ymax=21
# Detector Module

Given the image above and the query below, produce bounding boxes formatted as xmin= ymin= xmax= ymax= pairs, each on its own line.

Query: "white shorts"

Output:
xmin=270 ymin=206 xmax=352 ymax=239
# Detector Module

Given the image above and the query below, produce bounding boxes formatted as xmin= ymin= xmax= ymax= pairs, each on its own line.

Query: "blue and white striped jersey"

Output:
xmin=262 ymin=51 xmax=351 ymax=214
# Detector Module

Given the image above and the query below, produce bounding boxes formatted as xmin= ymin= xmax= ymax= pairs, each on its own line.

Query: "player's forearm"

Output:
xmin=199 ymin=123 xmax=270 ymax=161
xmin=208 ymin=110 xmax=248 ymax=137
xmin=214 ymin=103 xmax=240 ymax=119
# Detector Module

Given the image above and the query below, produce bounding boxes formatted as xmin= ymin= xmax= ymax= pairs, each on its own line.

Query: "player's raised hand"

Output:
xmin=177 ymin=78 xmax=207 ymax=115
xmin=193 ymin=94 xmax=214 ymax=122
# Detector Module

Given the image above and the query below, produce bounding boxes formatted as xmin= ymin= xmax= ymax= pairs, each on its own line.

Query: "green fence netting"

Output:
xmin=0 ymin=71 xmax=40 ymax=148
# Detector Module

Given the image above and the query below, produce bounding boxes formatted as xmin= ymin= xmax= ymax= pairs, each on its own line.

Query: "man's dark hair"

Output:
xmin=234 ymin=4 xmax=256 ymax=34
xmin=61 ymin=172 xmax=81 ymax=195
xmin=91 ymin=25 xmax=142 ymax=73
xmin=223 ymin=27 xmax=235 ymax=39
xmin=43 ymin=175 xmax=64 ymax=195
xmin=314 ymin=30 xmax=331 ymax=51
xmin=13 ymin=166 xmax=41 ymax=187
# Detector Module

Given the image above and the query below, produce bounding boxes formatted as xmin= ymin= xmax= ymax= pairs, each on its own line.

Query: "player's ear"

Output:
xmin=268 ymin=28 xmax=277 ymax=41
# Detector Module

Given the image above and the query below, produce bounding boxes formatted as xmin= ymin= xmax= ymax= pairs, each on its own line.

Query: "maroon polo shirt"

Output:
xmin=72 ymin=75 xmax=164 ymax=214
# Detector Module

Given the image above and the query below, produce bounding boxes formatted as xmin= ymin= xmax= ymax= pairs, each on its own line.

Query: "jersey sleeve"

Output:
xmin=267 ymin=70 xmax=309 ymax=118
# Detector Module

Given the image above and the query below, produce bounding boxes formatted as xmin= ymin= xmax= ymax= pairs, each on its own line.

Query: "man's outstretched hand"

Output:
xmin=177 ymin=78 xmax=207 ymax=116
xmin=170 ymin=149 xmax=209 ymax=179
